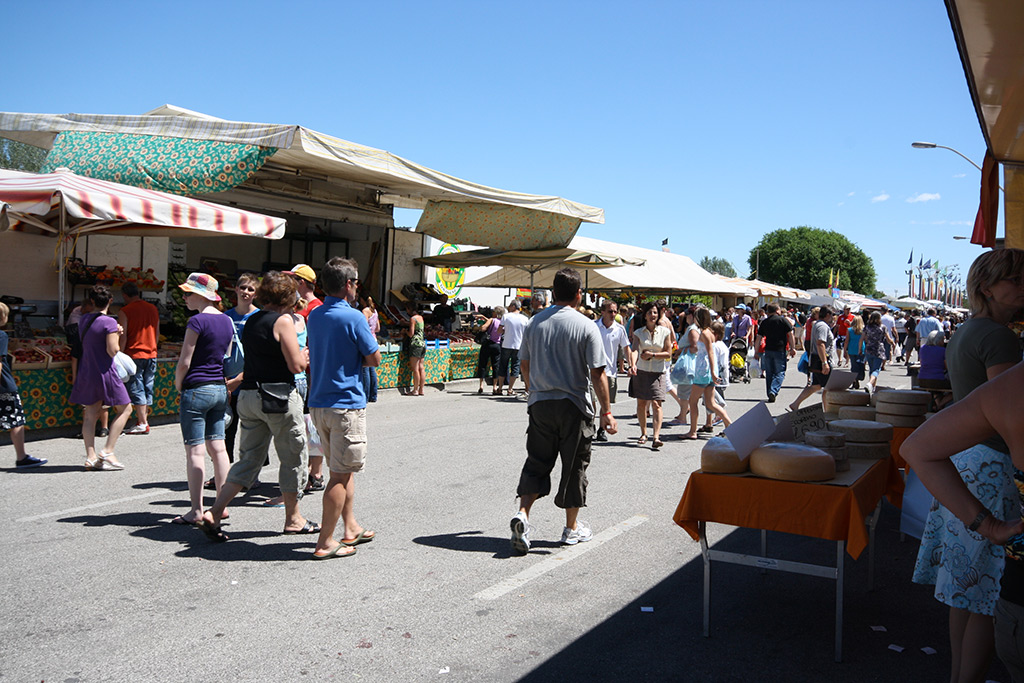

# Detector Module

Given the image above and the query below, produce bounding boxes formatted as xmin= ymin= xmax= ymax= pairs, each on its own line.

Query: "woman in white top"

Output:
xmin=631 ymin=301 xmax=672 ymax=449
xmin=685 ymin=307 xmax=731 ymax=440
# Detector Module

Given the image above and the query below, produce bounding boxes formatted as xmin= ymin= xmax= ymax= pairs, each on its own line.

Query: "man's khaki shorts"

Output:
xmin=310 ymin=407 xmax=367 ymax=474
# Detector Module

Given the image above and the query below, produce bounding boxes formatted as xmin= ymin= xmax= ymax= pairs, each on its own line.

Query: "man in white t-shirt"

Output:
xmin=789 ymin=306 xmax=836 ymax=411
xmin=880 ymin=310 xmax=896 ymax=367
xmin=497 ymin=299 xmax=530 ymax=396
xmin=593 ymin=300 xmax=635 ymax=441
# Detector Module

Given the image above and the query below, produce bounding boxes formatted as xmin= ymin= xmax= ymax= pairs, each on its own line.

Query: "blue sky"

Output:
xmin=6 ymin=1 xmax=992 ymax=297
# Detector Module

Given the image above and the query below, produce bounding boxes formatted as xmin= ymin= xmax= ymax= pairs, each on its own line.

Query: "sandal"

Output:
xmin=637 ymin=435 xmax=648 ymax=445
xmin=698 ymin=425 xmax=714 ymax=434
xmin=652 ymin=439 xmax=664 ymax=450
xmin=96 ymin=452 xmax=125 ymax=471
xmin=198 ymin=517 xmax=229 ymax=542
xmin=283 ymin=520 xmax=321 ymax=535
xmin=84 ymin=457 xmax=100 ymax=471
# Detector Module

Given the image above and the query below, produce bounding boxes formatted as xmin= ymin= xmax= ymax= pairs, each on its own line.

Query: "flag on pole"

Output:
xmin=919 ymin=256 xmax=923 ymax=268
xmin=908 ymin=250 xmax=913 ymax=264
xmin=923 ymin=259 xmax=932 ymax=270
xmin=835 ymin=269 xmax=841 ymax=289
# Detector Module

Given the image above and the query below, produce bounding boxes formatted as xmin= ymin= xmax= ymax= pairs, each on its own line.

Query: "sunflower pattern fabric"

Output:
xmin=41 ymin=131 xmax=276 ymax=196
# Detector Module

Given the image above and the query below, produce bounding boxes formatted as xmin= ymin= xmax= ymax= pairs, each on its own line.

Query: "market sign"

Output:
xmin=434 ymin=243 xmax=465 ymax=297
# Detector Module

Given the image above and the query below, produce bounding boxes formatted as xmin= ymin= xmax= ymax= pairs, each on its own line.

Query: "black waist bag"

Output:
xmin=257 ymin=382 xmax=292 ymax=414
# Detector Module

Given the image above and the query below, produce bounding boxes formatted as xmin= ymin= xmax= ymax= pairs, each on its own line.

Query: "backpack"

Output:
xmin=223 ymin=324 xmax=245 ymax=377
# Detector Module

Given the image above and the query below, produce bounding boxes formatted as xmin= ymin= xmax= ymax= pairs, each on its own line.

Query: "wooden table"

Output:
xmin=673 ymin=457 xmax=904 ymax=661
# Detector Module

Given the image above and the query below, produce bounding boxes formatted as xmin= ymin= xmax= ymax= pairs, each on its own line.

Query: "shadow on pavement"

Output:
xmin=413 ymin=530 xmax=560 ymax=559
xmin=519 ymin=504 xmax=1010 ymax=682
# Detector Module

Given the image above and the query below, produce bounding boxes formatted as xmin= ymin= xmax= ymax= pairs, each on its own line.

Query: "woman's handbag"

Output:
xmin=223 ymin=326 xmax=245 ymax=378
xmin=257 ymin=382 xmax=292 ymax=414
xmin=113 ymin=352 xmax=137 ymax=383
xmin=670 ymin=351 xmax=696 ymax=385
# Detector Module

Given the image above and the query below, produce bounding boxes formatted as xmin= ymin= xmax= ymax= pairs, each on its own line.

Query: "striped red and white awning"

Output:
xmin=0 ymin=168 xmax=285 ymax=239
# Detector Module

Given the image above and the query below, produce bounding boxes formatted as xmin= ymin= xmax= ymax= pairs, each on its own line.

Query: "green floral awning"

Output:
xmin=41 ymin=131 xmax=276 ymax=195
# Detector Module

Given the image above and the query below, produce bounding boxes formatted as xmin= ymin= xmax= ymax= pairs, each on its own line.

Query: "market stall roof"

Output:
xmin=891 ymin=296 xmax=929 ymax=310
xmin=464 ymin=236 xmax=751 ymax=295
xmin=0 ymin=105 xmax=603 ymax=249
xmin=806 ymin=289 xmax=888 ymax=312
xmin=414 ymin=245 xmax=644 ymax=270
xmin=715 ymin=276 xmax=811 ymax=300
xmin=0 ymin=168 xmax=286 ymax=239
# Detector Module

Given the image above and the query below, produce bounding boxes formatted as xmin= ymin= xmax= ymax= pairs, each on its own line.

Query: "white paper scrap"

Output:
xmin=888 ymin=644 xmax=904 ymax=653
xmin=871 ymin=625 xmax=887 ymax=632
xmin=640 ymin=606 xmax=654 ymax=613
xmin=438 ymin=667 xmax=450 ymax=674
xmin=921 ymin=647 xmax=937 ymax=655
xmin=230 ymin=580 xmax=238 ymax=585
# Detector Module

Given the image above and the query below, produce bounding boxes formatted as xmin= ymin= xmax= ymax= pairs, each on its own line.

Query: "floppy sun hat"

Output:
xmin=285 ymin=264 xmax=316 ymax=284
xmin=179 ymin=272 xmax=221 ymax=301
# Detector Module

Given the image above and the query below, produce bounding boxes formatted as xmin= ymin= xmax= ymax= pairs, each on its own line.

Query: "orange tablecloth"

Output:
xmin=890 ymin=426 xmax=914 ymax=470
xmin=673 ymin=458 xmax=904 ymax=560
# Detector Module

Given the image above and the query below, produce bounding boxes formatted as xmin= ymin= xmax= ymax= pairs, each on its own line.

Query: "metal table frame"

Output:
xmin=698 ymin=501 xmax=882 ymax=662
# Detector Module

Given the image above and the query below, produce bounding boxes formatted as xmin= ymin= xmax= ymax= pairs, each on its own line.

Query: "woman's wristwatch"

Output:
xmin=968 ymin=509 xmax=990 ymax=532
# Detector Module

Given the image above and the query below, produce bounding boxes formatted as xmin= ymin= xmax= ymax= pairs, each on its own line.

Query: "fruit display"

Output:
xmin=32 ymin=338 xmax=72 ymax=367
xmin=9 ymin=346 xmax=51 ymax=369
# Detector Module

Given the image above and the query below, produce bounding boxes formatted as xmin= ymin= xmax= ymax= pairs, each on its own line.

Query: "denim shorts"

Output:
xmin=179 ymin=383 xmax=228 ymax=446
xmin=866 ymin=355 xmax=884 ymax=377
xmin=126 ymin=358 xmax=157 ymax=405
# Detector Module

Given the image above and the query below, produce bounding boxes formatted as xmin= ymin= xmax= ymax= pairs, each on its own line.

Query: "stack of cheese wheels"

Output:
xmin=873 ymin=389 xmax=931 ymax=428
xmin=805 ymin=430 xmax=850 ymax=472
xmin=838 ymin=405 xmax=876 ymax=421
xmin=823 ymin=389 xmax=869 ymax=419
xmin=700 ymin=437 xmax=748 ymax=474
xmin=869 ymin=386 xmax=894 ymax=408
xmin=826 ymin=419 xmax=893 ymax=459
xmin=749 ymin=442 xmax=836 ymax=482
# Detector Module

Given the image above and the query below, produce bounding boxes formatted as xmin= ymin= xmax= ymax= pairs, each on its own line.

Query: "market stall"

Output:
xmin=0 ymin=169 xmax=285 ymax=430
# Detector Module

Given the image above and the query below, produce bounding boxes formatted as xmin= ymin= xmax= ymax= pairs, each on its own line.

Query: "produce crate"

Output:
xmin=10 ymin=346 xmax=52 ymax=370
xmin=32 ymin=338 xmax=72 ymax=368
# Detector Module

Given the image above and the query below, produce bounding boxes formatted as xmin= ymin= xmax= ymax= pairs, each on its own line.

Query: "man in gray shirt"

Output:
xmin=510 ymin=268 xmax=617 ymax=554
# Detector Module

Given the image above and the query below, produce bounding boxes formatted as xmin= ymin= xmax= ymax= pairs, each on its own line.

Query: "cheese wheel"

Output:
xmin=845 ymin=441 xmax=892 ymax=460
xmin=700 ymin=437 xmax=748 ymax=474
xmin=875 ymin=412 xmax=927 ymax=428
xmin=820 ymin=445 xmax=850 ymax=472
xmin=874 ymin=389 xmax=931 ymax=406
xmin=874 ymin=400 xmax=929 ymax=416
xmin=827 ymin=419 xmax=894 ymax=443
xmin=838 ymin=406 xmax=876 ymax=421
xmin=825 ymin=390 xmax=871 ymax=406
xmin=869 ymin=386 xmax=895 ymax=407
xmin=805 ymin=430 xmax=845 ymax=448
xmin=749 ymin=442 xmax=836 ymax=482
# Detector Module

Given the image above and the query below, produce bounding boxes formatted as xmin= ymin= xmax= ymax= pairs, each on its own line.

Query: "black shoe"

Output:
xmin=595 ymin=431 xmax=608 ymax=442
xmin=95 ymin=427 xmax=109 ymax=438
xmin=304 ymin=474 xmax=326 ymax=493
xmin=767 ymin=394 xmax=776 ymax=403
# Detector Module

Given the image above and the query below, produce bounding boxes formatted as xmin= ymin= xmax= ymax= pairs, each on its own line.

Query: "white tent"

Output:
xmin=465 ymin=236 xmax=751 ymax=295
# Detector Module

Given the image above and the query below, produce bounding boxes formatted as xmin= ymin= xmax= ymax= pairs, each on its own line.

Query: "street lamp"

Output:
xmin=911 ymin=141 xmax=1005 ymax=191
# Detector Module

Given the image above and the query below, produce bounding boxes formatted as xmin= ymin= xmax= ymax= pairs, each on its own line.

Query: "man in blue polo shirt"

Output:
xmin=307 ymin=257 xmax=381 ymax=560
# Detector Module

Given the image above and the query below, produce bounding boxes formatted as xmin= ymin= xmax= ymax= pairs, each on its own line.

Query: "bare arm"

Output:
xmin=105 ymin=330 xmax=121 ymax=359
xmin=117 ymin=311 xmax=128 ymax=352
xmin=364 ymin=349 xmax=382 ymax=368
xmin=274 ymin=314 xmax=307 ymax=374
xmin=521 ymin=358 xmax=530 ymax=388
xmin=701 ymin=330 xmax=717 ymax=382
xmin=175 ymin=327 xmax=199 ymax=393
xmin=591 ymin=367 xmax=618 ymax=435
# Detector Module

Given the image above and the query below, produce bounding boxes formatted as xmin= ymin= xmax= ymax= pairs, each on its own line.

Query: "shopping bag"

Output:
xmin=748 ymin=356 xmax=761 ymax=379
xmin=113 ymin=352 xmax=137 ymax=383
xmin=223 ymin=326 xmax=245 ymax=378
xmin=670 ymin=351 xmax=696 ymax=385
xmin=899 ymin=469 xmax=934 ymax=540
xmin=797 ymin=351 xmax=810 ymax=374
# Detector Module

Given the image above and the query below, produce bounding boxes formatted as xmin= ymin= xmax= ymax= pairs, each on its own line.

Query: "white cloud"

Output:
xmin=907 ymin=192 xmax=941 ymax=203
xmin=871 ymin=193 xmax=890 ymax=203
xmin=837 ymin=201 xmax=845 ymax=207
xmin=847 ymin=192 xmax=855 ymax=197
xmin=953 ymin=173 xmax=966 ymax=178
xmin=931 ymin=220 xmax=947 ymax=225
xmin=951 ymin=220 xmax=972 ymax=225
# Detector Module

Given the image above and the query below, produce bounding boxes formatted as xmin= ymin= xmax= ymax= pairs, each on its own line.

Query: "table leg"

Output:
xmin=760 ymin=529 xmax=768 ymax=575
xmin=835 ymin=540 xmax=845 ymax=662
xmin=700 ymin=520 xmax=710 ymax=637
xmin=867 ymin=501 xmax=881 ymax=591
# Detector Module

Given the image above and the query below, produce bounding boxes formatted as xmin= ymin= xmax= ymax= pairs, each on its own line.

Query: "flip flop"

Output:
xmin=170 ymin=515 xmax=196 ymax=526
xmin=637 ymin=435 xmax=648 ymax=445
xmin=262 ymin=498 xmax=285 ymax=508
xmin=682 ymin=434 xmax=700 ymax=440
xmin=283 ymin=520 xmax=321 ymax=535
xmin=198 ymin=517 xmax=229 ymax=542
xmin=341 ymin=530 xmax=376 ymax=546
xmin=312 ymin=544 xmax=357 ymax=560
xmin=652 ymin=439 xmax=664 ymax=450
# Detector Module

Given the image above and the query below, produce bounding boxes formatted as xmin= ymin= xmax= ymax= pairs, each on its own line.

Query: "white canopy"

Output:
xmin=465 ymin=236 xmax=751 ymax=295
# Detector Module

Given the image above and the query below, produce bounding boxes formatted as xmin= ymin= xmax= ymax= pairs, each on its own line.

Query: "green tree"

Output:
xmin=0 ymin=138 xmax=47 ymax=172
xmin=699 ymin=256 xmax=737 ymax=277
xmin=749 ymin=226 xmax=877 ymax=294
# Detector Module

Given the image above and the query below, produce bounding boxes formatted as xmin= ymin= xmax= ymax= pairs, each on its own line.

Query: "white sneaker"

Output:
xmin=561 ymin=521 xmax=593 ymax=545
xmin=510 ymin=511 xmax=530 ymax=554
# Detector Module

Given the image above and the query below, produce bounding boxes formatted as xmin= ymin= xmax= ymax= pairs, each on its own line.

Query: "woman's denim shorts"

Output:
xmin=179 ymin=383 xmax=228 ymax=446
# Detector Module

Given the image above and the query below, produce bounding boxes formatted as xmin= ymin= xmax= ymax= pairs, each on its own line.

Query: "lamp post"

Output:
xmin=911 ymin=142 xmax=1005 ymax=191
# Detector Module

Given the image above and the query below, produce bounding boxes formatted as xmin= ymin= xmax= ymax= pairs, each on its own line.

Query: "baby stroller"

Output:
xmin=729 ymin=337 xmax=750 ymax=384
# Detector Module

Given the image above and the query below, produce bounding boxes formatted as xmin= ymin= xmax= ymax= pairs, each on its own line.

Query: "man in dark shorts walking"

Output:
xmin=510 ymin=268 xmax=617 ymax=554
xmin=788 ymin=306 xmax=836 ymax=411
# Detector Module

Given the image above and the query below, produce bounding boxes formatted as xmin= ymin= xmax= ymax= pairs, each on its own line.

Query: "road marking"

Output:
xmin=16 ymin=490 xmax=168 ymax=523
xmin=474 ymin=514 xmax=648 ymax=600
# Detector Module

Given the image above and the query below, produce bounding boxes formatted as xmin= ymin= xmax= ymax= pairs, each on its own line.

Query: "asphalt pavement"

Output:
xmin=0 ymin=360 xmax=1010 ymax=681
